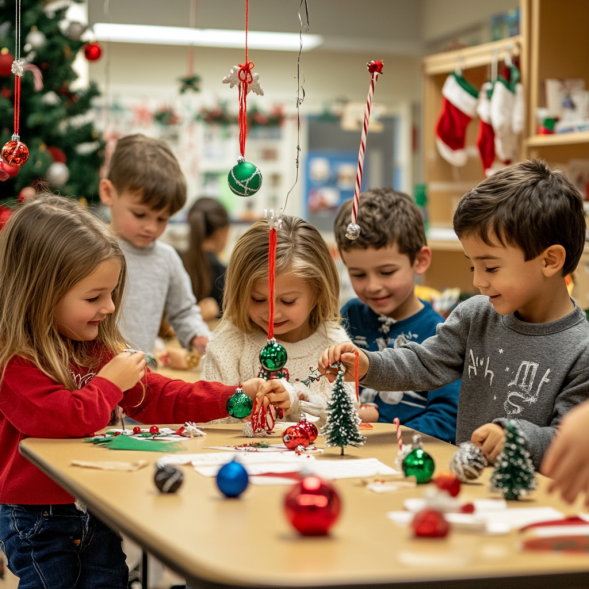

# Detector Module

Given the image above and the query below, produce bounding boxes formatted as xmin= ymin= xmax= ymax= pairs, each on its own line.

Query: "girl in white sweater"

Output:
xmin=201 ymin=216 xmax=355 ymax=426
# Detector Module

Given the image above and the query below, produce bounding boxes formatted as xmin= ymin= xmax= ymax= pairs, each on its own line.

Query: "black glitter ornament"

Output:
xmin=154 ymin=465 xmax=184 ymax=494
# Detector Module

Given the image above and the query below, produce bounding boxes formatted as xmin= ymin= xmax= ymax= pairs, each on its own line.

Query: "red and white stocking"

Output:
xmin=435 ymin=72 xmax=479 ymax=167
xmin=476 ymin=82 xmax=496 ymax=176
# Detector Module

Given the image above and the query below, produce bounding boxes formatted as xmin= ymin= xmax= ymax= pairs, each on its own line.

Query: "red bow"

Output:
xmin=367 ymin=60 xmax=384 ymax=74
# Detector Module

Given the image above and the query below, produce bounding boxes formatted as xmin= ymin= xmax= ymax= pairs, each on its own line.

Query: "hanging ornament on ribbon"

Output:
xmin=223 ymin=0 xmax=264 ymax=197
xmin=246 ymin=210 xmax=288 ymax=437
xmin=1 ymin=1 xmax=30 ymax=170
xmin=346 ymin=60 xmax=384 ymax=240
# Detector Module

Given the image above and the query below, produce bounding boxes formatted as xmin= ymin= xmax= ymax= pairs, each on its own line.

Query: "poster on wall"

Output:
xmin=305 ymin=150 xmax=368 ymax=232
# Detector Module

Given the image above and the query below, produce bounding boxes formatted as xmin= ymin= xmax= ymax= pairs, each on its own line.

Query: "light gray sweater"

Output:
xmin=362 ymin=295 xmax=589 ymax=468
xmin=118 ymin=239 xmax=210 ymax=354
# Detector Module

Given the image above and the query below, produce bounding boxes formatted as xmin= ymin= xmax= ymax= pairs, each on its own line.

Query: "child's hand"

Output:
xmin=191 ymin=335 xmax=209 ymax=355
xmin=240 ymin=378 xmax=266 ymax=400
xmin=98 ymin=350 xmax=146 ymax=392
xmin=471 ymin=423 xmax=505 ymax=462
xmin=543 ymin=401 xmax=589 ymax=505
xmin=318 ymin=343 xmax=369 ymax=382
xmin=257 ymin=379 xmax=292 ymax=413
xmin=359 ymin=404 xmax=379 ymax=423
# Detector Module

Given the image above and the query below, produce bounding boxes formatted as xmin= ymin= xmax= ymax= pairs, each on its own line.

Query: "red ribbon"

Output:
xmin=14 ymin=75 xmax=20 ymax=136
xmin=267 ymin=227 xmax=277 ymax=340
xmin=238 ymin=61 xmax=254 ymax=157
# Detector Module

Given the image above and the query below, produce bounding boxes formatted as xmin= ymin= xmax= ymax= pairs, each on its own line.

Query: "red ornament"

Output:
xmin=133 ymin=426 xmax=141 ymax=434
xmin=282 ymin=425 xmax=310 ymax=450
xmin=0 ymin=167 xmax=9 ymax=182
xmin=113 ymin=432 xmax=121 ymax=437
xmin=1 ymin=160 xmax=20 ymax=179
xmin=1 ymin=140 xmax=29 ymax=166
xmin=434 ymin=471 xmax=461 ymax=498
xmin=0 ymin=206 xmax=12 ymax=228
xmin=460 ymin=503 xmax=475 ymax=514
xmin=149 ymin=425 xmax=159 ymax=434
xmin=84 ymin=42 xmax=102 ymax=62
xmin=47 ymin=146 xmax=66 ymax=164
xmin=0 ymin=51 xmax=14 ymax=77
xmin=297 ymin=419 xmax=318 ymax=443
xmin=285 ymin=476 xmax=341 ymax=536
xmin=412 ymin=509 xmax=450 ymax=538
xmin=367 ymin=60 xmax=384 ymax=74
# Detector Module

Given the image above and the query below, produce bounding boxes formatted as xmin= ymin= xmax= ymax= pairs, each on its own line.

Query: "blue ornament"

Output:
xmin=216 ymin=459 xmax=249 ymax=498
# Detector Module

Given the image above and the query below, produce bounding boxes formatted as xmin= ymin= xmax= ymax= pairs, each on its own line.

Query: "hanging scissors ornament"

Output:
xmin=223 ymin=0 xmax=264 ymax=197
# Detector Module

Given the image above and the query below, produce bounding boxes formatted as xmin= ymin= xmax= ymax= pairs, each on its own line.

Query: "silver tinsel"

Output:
xmin=449 ymin=441 xmax=487 ymax=482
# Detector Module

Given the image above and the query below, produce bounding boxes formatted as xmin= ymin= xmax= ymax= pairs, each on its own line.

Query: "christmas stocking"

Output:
xmin=476 ymin=81 xmax=496 ymax=176
xmin=435 ymin=72 xmax=479 ymax=167
xmin=490 ymin=62 xmax=523 ymax=164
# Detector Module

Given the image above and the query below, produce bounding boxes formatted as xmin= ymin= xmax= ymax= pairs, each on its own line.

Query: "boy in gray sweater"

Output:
xmin=99 ymin=134 xmax=210 ymax=355
xmin=320 ymin=160 xmax=589 ymax=470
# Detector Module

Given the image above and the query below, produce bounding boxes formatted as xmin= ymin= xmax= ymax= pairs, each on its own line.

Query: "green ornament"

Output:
xmin=259 ymin=339 xmax=288 ymax=372
xmin=402 ymin=435 xmax=435 ymax=484
xmin=226 ymin=389 xmax=254 ymax=419
xmin=227 ymin=159 xmax=262 ymax=197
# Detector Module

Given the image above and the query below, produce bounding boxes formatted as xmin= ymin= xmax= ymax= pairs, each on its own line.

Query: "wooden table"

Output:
xmin=19 ymin=424 xmax=589 ymax=589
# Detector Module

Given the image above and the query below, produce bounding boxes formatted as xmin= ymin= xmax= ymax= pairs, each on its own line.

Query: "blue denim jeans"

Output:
xmin=0 ymin=504 xmax=128 ymax=589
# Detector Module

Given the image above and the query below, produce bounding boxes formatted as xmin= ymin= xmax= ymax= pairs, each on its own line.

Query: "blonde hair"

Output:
xmin=223 ymin=216 xmax=340 ymax=334
xmin=0 ymin=194 xmax=128 ymax=389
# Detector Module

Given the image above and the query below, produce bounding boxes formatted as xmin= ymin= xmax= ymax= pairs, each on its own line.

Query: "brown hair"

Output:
xmin=334 ymin=188 xmax=427 ymax=263
xmin=223 ymin=216 xmax=340 ymax=334
xmin=107 ymin=134 xmax=186 ymax=214
xmin=0 ymin=194 xmax=128 ymax=388
xmin=181 ymin=197 xmax=229 ymax=301
xmin=454 ymin=159 xmax=586 ymax=276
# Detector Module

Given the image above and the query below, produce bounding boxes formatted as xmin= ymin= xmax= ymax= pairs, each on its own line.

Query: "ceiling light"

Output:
xmin=92 ymin=23 xmax=323 ymax=51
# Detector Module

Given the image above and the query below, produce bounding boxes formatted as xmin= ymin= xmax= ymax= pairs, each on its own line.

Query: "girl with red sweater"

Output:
xmin=0 ymin=195 xmax=289 ymax=588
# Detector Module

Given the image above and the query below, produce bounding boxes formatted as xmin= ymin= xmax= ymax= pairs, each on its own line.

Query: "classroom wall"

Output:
xmin=421 ymin=0 xmax=518 ymax=44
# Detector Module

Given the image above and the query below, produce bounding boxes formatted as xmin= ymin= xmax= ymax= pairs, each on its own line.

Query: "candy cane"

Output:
xmin=393 ymin=417 xmax=403 ymax=451
xmin=346 ymin=60 xmax=384 ymax=241
xmin=22 ymin=63 xmax=43 ymax=91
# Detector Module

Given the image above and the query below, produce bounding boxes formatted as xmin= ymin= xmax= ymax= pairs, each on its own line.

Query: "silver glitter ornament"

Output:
xmin=25 ymin=29 xmax=46 ymax=49
xmin=345 ymin=222 xmax=361 ymax=240
xmin=65 ymin=21 xmax=86 ymax=41
xmin=449 ymin=441 xmax=487 ymax=482
xmin=46 ymin=162 xmax=69 ymax=187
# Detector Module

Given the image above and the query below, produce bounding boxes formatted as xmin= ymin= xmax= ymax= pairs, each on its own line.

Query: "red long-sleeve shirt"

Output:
xmin=0 ymin=356 xmax=235 ymax=505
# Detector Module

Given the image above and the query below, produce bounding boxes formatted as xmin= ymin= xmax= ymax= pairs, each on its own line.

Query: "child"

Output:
xmin=201 ymin=215 xmax=355 ymax=425
xmin=0 ymin=195 xmax=287 ymax=588
xmin=181 ymin=197 xmax=230 ymax=321
xmin=320 ymin=160 xmax=589 ymax=470
xmin=334 ymin=189 xmax=460 ymax=443
xmin=99 ymin=134 xmax=210 ymax=355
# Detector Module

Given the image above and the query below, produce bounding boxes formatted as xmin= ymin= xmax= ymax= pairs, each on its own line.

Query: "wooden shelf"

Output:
xmin=526 ymin=131 xmax=589 ymax=147
xmin=423 ymin=36 xmax=522 ymax=76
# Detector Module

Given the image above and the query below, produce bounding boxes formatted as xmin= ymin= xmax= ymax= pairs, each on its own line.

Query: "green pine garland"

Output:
xmin=0 ymin=0 xmax=104 ymax=202
xmin=490 ymin=420 xmax=537 ymax=500
xmin=321 ymin=370 xmax=365 ymax=455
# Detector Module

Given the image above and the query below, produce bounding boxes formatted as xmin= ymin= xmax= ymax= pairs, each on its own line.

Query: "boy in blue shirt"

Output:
xmin=334 ymin=188 xmax=459 ymax=443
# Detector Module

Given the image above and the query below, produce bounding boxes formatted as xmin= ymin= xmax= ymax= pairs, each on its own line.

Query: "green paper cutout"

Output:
xmin=84 ymin=436 xmax=182 ymax=452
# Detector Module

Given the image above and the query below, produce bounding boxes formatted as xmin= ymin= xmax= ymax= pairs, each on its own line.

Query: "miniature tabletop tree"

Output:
xmin=321 ymin=370 xmax=365 ymax=456
xmin=490 ymin=420 xmax=537 ymax=500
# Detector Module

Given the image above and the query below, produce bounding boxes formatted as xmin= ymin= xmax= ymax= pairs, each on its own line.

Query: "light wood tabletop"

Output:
xmin=19 ymin=423 xmax=589 ymax=589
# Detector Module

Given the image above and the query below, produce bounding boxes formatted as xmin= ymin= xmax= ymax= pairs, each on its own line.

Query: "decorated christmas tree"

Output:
xmin=490 ymin=420 xmax=537 ymax=500
xmin=0 ymin=0 xmax=104 ymax=204
xmin=321 ymin=370 xmax=365 ymax=456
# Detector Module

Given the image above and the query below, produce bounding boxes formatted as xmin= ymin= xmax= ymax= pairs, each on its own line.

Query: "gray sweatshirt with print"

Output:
xmin=118 ymin=239 xmax=210 ymax=354
xmin=362 ymin=295 xmax=589 ymax=468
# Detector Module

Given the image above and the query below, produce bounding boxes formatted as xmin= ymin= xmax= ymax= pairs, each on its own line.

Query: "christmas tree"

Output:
xmin=321 ymin=370 xmax=365 ymax=456
xmin=490 ymin=420 xmax=537 ymax=500
xmin=0 ymin=0 xmax=104 ymax=203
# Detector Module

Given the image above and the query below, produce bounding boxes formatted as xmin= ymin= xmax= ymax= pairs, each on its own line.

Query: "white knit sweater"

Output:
xmin=200 ymin=320 xmax=356 ymax=426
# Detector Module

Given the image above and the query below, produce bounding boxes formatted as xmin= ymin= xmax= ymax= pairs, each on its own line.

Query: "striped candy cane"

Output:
xmin=393 ymin=417 xmax=403 ymax=451
xmin=346 ymin=60 xmax=384 ymax=240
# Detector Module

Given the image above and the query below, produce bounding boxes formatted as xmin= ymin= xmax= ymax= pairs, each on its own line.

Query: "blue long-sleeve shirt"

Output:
xmin=341 ymin=298 xmax=460 ymax=443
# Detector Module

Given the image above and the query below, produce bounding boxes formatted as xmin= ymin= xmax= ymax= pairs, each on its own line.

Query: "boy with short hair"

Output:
xmin=99 ymin=134 xmax=210 ymax=355
xmin=334 ymin=188 xmax=460 ymax=443
xmin=323 ymin=160 xmax=589 ymax=470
